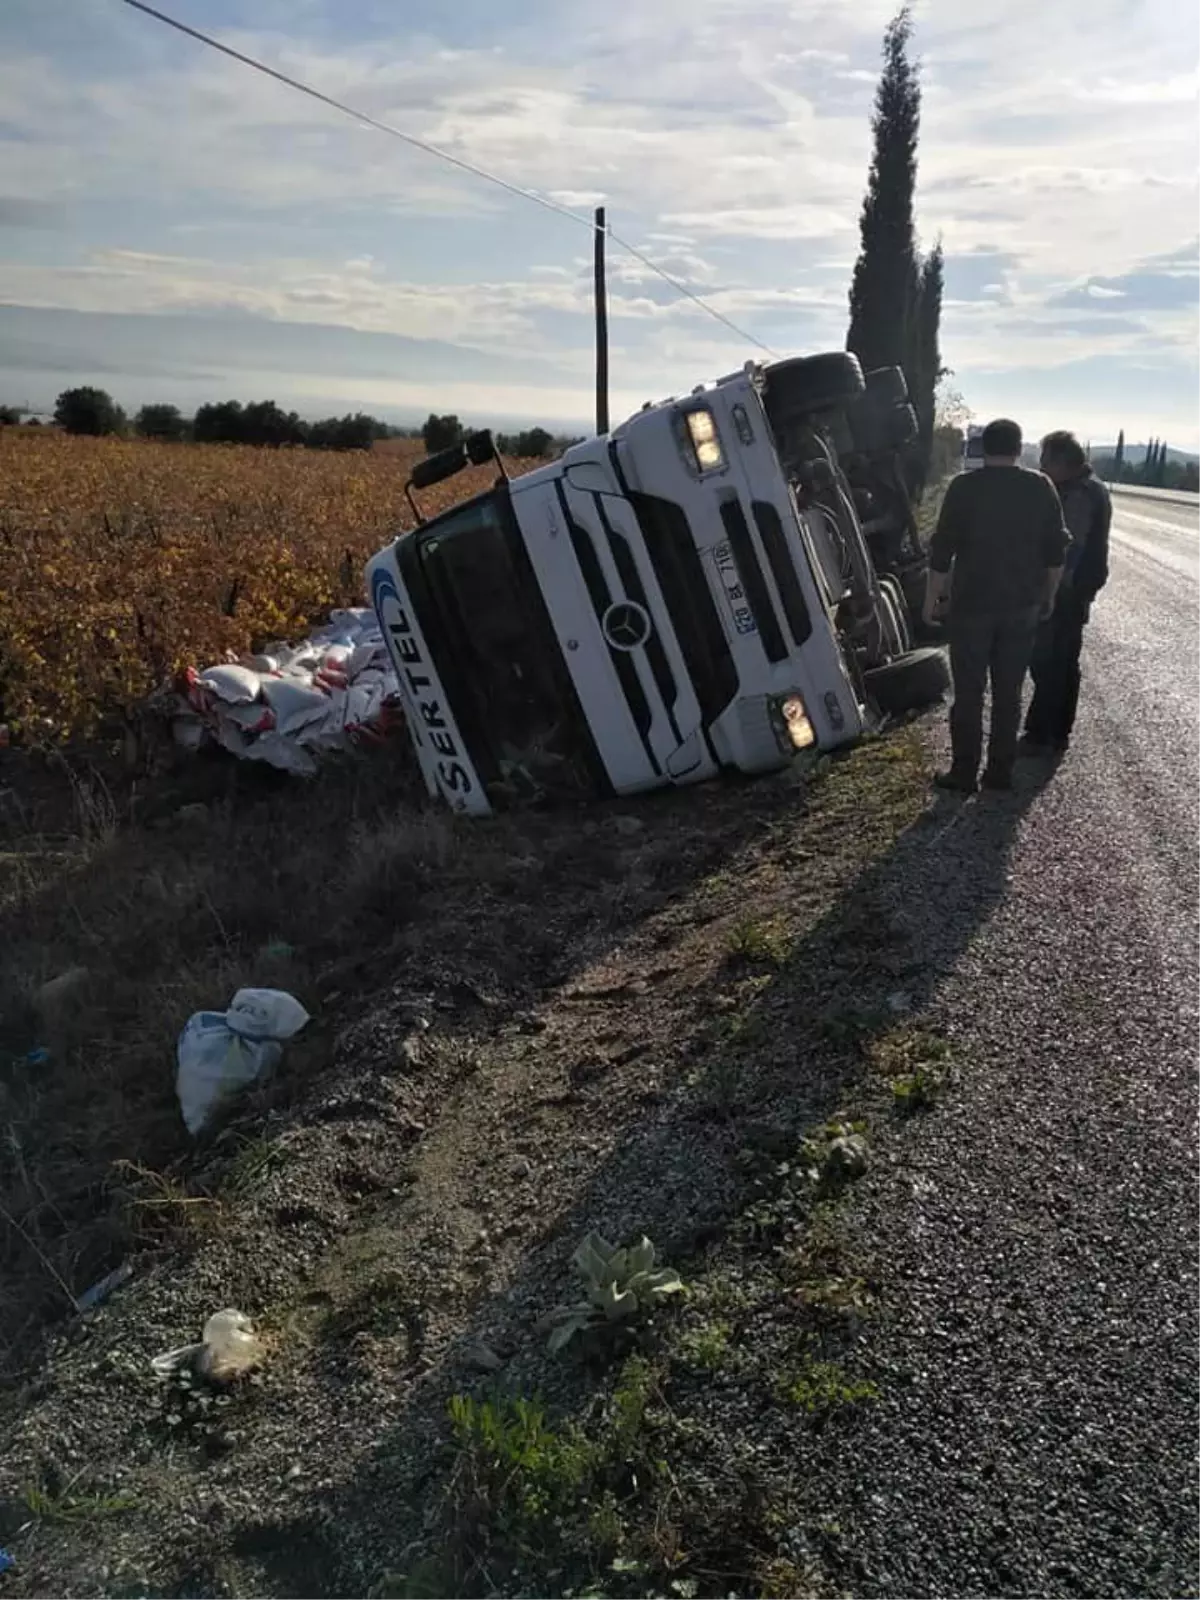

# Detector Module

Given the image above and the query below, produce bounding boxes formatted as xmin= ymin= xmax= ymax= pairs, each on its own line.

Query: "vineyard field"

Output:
xmin=0 ymin=430 xmax=534 ymax=741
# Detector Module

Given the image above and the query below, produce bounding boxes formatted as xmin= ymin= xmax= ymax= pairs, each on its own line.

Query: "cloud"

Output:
xmin=942 ymin=247 xmax=1023 ymax=306
xmin=1048 ymin=266 xmax=1200 ymax=314
xmin=0 ymin=243 xmax=798 ymax=369
xmin=0 ymin=196 xmax=65 ymax=228
xmin=663 ymin=207 xmax=856 ymax=242
xmin=0 ymin=0 xmax=1195 ymax=445
xmin=1091 ymin=72 xmax=1199 ymax=105
xmin=546 ymin=189 xmax=607 ymax=209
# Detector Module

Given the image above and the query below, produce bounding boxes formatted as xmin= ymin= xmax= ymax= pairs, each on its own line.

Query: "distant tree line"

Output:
xmin=421 ymin=413 xmax=579 ymax=460
xmin=1094 ymin=428 xmax=1198 ymax=492
xmin=25 ymin=387 xmax=402 ymax=450
xmin=188 ymin=399 xmax=395 ymax=451
xmin=0 ymin=390 xmax=571 ymax=461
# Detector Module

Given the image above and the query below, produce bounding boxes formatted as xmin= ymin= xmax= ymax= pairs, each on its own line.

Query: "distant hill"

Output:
xmin=1090 ymin=442 xmax=1198 ymax=466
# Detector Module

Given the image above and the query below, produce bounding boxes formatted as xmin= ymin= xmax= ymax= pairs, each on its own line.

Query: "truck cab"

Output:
xmin=368 ymin=353 xmax=947 ymax=815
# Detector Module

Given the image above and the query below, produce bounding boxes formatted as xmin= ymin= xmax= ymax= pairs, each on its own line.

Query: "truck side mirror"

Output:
xmin=411 ymin=442 xmax=468 ymax=489
xmin=465 ymin=429 xmax=495 ymax=466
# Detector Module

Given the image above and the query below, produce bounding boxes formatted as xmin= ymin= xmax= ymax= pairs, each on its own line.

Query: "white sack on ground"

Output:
xmin=176 ymin=987 xmax=310 ymax=1135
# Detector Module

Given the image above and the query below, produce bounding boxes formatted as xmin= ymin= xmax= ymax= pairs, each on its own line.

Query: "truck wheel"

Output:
xmin=877 ymin=589 xmax=907 ymax=659
xmin=863 ymin=366 xmax=909 ymax=407
xmin=849 ymin=402 xmax=914 ymax=456
xmin=879 ymin=575 xmax=912 ymax=653
xmin=888 ymin=403 xmax=918 ymax=448
xmin=863 ymin=646 xmax=950 ymax=714
xmin=764 ymin=352 xmax=865 ymax=420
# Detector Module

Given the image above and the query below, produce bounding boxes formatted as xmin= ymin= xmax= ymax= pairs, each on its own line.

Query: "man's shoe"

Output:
xmin=934 ymin=770 xmax=978 ymax=796
xmin=981 ymin=769 xmax=1014 ymax=792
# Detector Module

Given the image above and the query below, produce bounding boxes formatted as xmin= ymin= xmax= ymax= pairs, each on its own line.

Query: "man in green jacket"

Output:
xmin=924 ymin=418 xmax=1068 ymax=794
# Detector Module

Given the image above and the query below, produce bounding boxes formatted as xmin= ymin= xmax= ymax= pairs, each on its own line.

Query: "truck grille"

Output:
xmin=627 ymin=491 xmax=739 ymax=725
xmin=563 ymin=510 xmax=656 ymax=764
xmin=593 ymin=500 xmax=681 ymax=740
xmin=718 ymin=499 xmax=787 ymax=663
xmin=752 ymin=500 xmax=813 ymax=646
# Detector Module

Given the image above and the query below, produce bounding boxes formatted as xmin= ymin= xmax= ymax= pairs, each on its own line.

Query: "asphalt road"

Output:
xmin=820 ymin=493 xmax=1200 ymax=1596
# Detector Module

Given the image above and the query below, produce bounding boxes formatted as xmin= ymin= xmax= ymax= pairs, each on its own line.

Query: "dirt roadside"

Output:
xmin=0 ymin=726 xmax=978 ymax=1598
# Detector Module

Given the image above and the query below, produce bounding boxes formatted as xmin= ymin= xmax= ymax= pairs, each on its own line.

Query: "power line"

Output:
xmin=117 ymin=0 xmax=777 ymax=358
xmin=607 ymin=231 xmax=777 ymax=355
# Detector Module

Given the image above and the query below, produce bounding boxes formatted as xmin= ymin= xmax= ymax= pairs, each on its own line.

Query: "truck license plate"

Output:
xmin=713 ymin=541 xmax=757 ymax=636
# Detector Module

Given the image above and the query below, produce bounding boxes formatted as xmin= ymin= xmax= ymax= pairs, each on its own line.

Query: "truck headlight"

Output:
xmin=685 ymin=408 xmax=724 ymax=472
xmin=771 ymin=692 xmax=816 ymax=751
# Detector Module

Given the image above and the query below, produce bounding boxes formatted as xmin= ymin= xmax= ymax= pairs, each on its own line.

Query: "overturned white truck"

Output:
xmin=367 ymin=352 xmax=948 ymax=816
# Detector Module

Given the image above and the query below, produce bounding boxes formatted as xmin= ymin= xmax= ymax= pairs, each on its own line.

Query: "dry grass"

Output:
xmin=0 ymin=741 xmax=464 ymax=1377
xmin=0 ymin=729 xmax=750 ymax=1382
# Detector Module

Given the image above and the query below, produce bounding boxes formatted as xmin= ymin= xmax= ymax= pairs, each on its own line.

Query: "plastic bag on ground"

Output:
xmin=152 ymin=1307 xmax=264 ymax=1382
xmin=176 ymin=988 xmax=310 ymax=1135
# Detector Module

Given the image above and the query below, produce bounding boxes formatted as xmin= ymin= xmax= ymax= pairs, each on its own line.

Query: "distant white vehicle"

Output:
xmin=962 ymin=425 xmax=985 ymax=472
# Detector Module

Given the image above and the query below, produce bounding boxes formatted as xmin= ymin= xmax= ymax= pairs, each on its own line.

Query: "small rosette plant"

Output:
xmin=546 ymin=1231 xmax=685 ymax=1353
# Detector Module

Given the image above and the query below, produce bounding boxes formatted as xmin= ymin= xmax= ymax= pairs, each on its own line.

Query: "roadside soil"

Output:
xmin=1 ymin=725 xmax=954 ymax=1597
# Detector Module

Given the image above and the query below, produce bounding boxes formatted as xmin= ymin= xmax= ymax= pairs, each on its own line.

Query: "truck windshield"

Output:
xmin=413 ymin=489 xmax=598 ymax=803
xmin=965 ymin=435 xmax=984 ymax=460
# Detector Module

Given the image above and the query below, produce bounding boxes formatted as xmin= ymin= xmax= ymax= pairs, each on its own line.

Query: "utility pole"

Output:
xmin=593 ymin=205 xmax=609 ymax=436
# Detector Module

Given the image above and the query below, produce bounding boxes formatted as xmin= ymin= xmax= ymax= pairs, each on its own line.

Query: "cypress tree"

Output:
xmin=911 ymin=239 xmax=944 ymax=490
xmin=846 ymin=8 xmax=921 ymax=379
xmin=1112 ymin=428 xmax=1125 ymax=480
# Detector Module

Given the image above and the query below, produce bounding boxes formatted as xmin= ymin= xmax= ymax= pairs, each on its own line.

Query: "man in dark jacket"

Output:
xmin=1022 ymin=431 xmax=1111 ymax=753
xmin=924 ymin=418 xmax=1068 ymax=794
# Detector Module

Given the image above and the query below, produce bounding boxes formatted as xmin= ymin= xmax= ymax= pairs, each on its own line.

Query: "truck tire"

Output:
xmin=863 ymin=366 xmax=909 ymax=407
xmin=888 ymin=403 xmax=918 ymax=448
xmin=849 ymin=400 xmax=916 ymax=456
xmin=864 ymin=646 xmax=950 ymax=714
xmin=878 ymin=588 xmax=907 ymax=659
xmin=764 ymin=352 xmax=865 ymax=420
xmin=879 ymin=575 xmax=912 ymax=653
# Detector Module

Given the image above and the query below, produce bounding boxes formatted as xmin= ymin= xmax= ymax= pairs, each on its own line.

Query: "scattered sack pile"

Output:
xmin=170 ymin=608 xmax=403 ymax=776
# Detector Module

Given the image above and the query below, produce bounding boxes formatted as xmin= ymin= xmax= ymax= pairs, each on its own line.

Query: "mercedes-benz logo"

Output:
xmin=602 ymin=601 xmax=652 ymax=652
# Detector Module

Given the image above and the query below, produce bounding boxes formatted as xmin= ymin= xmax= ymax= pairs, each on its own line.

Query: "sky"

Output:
xmin=1 ymin=0 xmax=1197 ymax=448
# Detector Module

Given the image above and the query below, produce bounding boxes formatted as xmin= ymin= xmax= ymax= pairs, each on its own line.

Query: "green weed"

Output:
xmin=891 ymin=1066 xmax=941 ymax=1114
xmin=726 ymin=916 xmax=791 ymax=966
xmin=866 ymin=1025 xmax=950 ymax=1078
xmin=776 ymin=1357 xmax=877 ymax=1415
xmin=678 ymin=1320 xmax=734 ymax=1371
xmin=220 ymin=1134 xmax=286 ymax=1197
xmin=445 ymin=1392 xmax=595 ymax=1580
xmin=23 ymin=1477 xmax=137 ymax=1525
xmin=795 ymin=1275 xmax=872 ymax=1317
